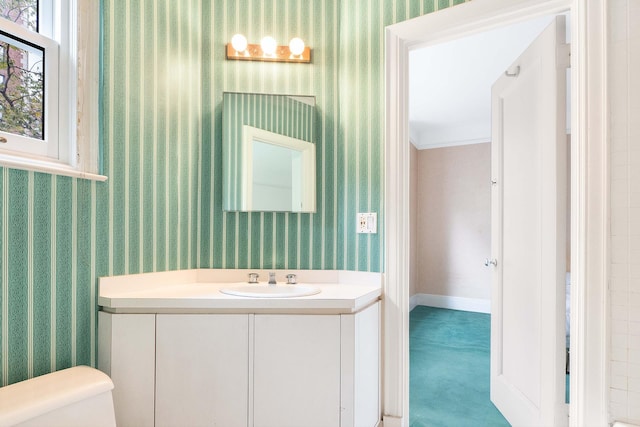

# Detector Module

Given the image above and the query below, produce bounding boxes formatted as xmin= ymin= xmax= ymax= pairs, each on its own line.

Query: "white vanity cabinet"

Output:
xmin=99 ymin=303 xmax=380 ymax=427
xmin=98 ymin=277 xmax=381 ymax=427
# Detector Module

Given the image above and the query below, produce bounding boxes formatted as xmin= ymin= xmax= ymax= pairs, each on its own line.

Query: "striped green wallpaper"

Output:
xmin=0 ymin=0 xmax=467 ymax=386
xmin=200 ymin=0 xmax=339 ymax=271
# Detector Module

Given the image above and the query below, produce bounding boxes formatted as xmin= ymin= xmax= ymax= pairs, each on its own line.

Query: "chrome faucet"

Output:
xmin=268 ymin=271 xmax=276 ymax=285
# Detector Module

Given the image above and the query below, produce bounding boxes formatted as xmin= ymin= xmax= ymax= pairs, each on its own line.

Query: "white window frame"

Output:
xmin=0 ymin=0 xmax=106 ymax=181
xmin=0 ymin=22 xmax=60 ymax=159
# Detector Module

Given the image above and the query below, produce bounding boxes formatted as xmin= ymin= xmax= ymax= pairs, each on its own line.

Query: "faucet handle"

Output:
xmin=285 ymin=273 xmax=297 ymax=285
xmin=248 ymin=273 xmax=259 ymax=283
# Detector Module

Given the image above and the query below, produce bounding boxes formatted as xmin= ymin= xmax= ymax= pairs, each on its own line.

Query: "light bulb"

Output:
xmin=260 ymin=36 xmax=277 ymax=56
xmin=289 ymin=37 xmax=305 ymax=56
xmin=231 ymin=34 xmax=248 ymax=53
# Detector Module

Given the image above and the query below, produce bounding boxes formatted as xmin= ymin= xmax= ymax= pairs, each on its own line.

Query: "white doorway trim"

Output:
xmin=383 ymin=1 xmax=609 ymax=426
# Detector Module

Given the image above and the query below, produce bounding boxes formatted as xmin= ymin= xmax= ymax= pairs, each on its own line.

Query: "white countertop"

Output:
xmin=99 ymin=269 xmax=382 ymax=314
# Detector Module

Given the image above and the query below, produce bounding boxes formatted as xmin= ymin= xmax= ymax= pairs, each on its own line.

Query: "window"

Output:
xmin=0 ymin=0 xmax=104 ymax=180
xmin=0 ymin=72 xmax=4 ymax=119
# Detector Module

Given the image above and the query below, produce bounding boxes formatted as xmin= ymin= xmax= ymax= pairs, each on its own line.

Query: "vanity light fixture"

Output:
xmin=226 ymin=33 xmax=311 ymax=63
xmin=260 ymin=36 xmax=278 ymax=56
xmin=230 ymin=34 xmax=248 ymax=53
xmin=288 ymin=37 xmax=305 ymax=56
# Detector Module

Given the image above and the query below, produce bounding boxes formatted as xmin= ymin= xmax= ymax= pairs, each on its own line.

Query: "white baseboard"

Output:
xmin=409 ymin=293 xmax=491 ymax=314
xmin=381 ymin=415 xmax=403 ymax=427
xmin=409 ymin=294 xmax=420 ymax=312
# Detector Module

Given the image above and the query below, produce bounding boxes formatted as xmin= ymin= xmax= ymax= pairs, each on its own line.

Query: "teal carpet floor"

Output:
xmin=410 ymin=306 xmax=511 ymax=427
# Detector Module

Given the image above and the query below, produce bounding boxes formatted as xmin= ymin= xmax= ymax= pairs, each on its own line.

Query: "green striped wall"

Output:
xmin=222 ymin=92 xmax=315 ymax=211
xmin=0 ymin=0 xmax=467 ymax=386
xmin=201 ymin=0 xmax=338 ymax=270
xmin=338 ymin=0 xmax=467 ymax=273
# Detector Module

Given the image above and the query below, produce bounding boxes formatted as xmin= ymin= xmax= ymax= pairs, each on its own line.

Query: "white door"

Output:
xmin=490 ymin=16 xmax=569 ymax=426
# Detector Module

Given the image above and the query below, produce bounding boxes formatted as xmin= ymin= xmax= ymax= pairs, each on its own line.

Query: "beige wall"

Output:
xmin=413 ymin=143 xmax=491 ymax=300
xmin=409 ymin=144 xmax=418 ymax=297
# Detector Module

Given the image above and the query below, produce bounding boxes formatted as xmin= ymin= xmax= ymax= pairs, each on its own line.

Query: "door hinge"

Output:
xmin=504 ymin=66 xmax=520 ymax=77
xmin=484 ymin=258 xmax=498 ymax=267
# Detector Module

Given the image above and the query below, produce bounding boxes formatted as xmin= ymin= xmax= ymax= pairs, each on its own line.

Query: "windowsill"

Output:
xmin=0 ymin=153 xmax=107 ymax=181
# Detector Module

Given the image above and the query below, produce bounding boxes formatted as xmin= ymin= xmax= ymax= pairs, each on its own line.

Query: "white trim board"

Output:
xmin=384 ymin=0 xmax=608 ymax=425
xmin=381 ymin=415 xmax=402 ymax=427
xmin=409 ymin=294 xmax=491 ymax=314
xmin=410 ymin=137 xmax=490 ymax=150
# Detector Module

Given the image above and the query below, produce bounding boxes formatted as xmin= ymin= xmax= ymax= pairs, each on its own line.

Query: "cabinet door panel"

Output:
xmin=156 ymin=314 xmax=249 ymax=427
xmin=341 ymin=302 xmax=380 ymax=427
xmin=98 ymin=313 xmax=156 ymax=427
xmin=253 ymin=315 xmax=341 ymax=427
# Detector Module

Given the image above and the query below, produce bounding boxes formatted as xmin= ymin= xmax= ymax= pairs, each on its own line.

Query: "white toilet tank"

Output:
xmin=0 ymin=366 xmax=116 ymax=427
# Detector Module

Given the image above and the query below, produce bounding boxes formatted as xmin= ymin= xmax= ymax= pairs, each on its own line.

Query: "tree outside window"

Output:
xmin=0 ymin=0 xmax=44 ymax=141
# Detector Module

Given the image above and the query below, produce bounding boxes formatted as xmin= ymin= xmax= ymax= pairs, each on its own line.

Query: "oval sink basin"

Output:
xmin=220 ymin=284 xmax=321 ymax=298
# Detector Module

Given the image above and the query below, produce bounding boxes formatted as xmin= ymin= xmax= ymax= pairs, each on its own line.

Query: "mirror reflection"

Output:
xmin=222 ymin=92 xmax=316 ymax=212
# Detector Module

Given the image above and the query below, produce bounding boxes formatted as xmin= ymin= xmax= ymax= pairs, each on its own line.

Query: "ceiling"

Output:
xmin=408 ymin=14 xmax=566 ymax=150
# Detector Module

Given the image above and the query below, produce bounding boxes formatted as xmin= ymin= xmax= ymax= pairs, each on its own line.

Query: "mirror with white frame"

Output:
xmin=222 ymin=92 xmax=316 ymax=212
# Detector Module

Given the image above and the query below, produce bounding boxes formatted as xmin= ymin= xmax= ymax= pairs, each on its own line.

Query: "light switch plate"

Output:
xmin=357 ymin=213 xmax=377 ymax=234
